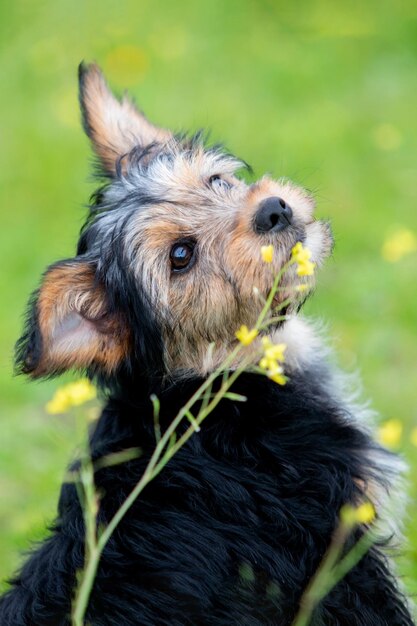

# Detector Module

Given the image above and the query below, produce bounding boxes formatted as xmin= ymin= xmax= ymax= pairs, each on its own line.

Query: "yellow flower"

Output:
xmin=381 ymin=228 xmax=417 ymax=262
xmin=291 ymin=242 xmax=316 ymax=276
xmin=259 ymin=358 xmax=286 ymax=383
xmin=235 ymin=325 xmax=258 ymax=346
xmin=296 ymin=260 xmax=316 ymax=276
xmin=261 ymin=245 xmax=274 ymax=263
xmin=45 ymin=379 xmax=97 ymax=415
xmin=65 ymin=379 xmax=96 ymax=406
xmin=377 ymin=419 xmax=403 ymax=448
xmin=340 ymin=502 xmax=376 ymax=527
xmin=259 ymin=338 xmax=287 ymax=385
xmin=295 ymin=284 xmax=309 ymax=292
xmin=259 ymin=357 xmax=274 ymax=370
xmin=291 ymin=242 xmax=311 ymax=263
xmin=261 ymin=337 xmax=287 ymax=363
xmin=355 ymin=502 xmax=376 ymax=524
xmin=410 ymin=427 xmax=417 ymax=447
xmin=267 ymin=367 xmax=287 ymax=386
xmin=45 ymin=388 xmax=72 ymax=415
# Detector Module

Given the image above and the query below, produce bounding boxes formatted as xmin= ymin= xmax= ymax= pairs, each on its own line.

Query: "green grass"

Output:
xmin=1 ymin=0 xmax=416 ymax=596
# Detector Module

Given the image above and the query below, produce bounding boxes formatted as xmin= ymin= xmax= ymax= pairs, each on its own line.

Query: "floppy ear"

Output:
xmin=16 ymin=259 xmax=130 ymax=377
xmin=78 ymin=62 xmax=171 ymax=175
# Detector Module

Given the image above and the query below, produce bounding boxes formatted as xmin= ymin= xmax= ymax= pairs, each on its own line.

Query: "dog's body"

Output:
xmin=0 ymin=64 xmax=414 ymax=625
xmin=1 ymin=365 xmax=414 ymax=625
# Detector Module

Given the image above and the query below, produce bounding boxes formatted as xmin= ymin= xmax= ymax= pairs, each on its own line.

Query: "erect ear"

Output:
xmin=78 ymin=62 xmax=171 ymax=175
xmin=16 ymin=259 xmax=130 ymax=378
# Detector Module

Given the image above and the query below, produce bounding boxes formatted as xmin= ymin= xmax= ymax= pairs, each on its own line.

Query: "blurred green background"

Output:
xmin=0 ymin=0 xmax=416 ymax=596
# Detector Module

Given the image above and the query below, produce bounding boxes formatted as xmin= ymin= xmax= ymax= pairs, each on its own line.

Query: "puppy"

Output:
xmin=0 ymin=63 xmax=413 ymax=626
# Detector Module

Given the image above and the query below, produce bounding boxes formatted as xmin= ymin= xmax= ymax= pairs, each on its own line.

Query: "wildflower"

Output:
xmin=266 ymin=366 xmax=287 ymax=386
xmin=295 ymin=284 xmax=309 ymax=293
xmin=355 ymin=502 xmax=376 ymax=524
xmin=297 ymin=262 xmax=315 ymax=277
xmin=45 ymin=388 xmax=71 ymax=415
xmin=261 ymin=245 xmax=274 ymax=263
xmin=340 ymin=502 xmax=376 ymax=527
xmin=45 ymin=379 xmax=97 ymax=414
xmin=291 ymin=242 xmax=316 ymax=276
xmin=261 ymin=337 xmax=286 ymax=363
xmin=377 ymin=419 xmax=403 ymax=448
xmin=259 ymin=337 xmax=287 ymax=385
xmin=381 ymin=228 xmax=416 ymax=262
xmin=235 ymin=325 xmax=258 ymax=346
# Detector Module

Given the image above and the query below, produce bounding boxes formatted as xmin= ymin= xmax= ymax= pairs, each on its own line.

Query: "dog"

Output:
xmin=0 ymin=63 xmax=414 ymax=625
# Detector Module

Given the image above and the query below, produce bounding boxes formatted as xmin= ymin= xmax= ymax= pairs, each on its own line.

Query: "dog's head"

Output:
xmin=16 ymin=64 xmax=332 ymax=382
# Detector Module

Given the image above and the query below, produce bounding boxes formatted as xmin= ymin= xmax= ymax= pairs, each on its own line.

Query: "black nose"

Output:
xmin=254 ymin=197 xmax=293 ymax=234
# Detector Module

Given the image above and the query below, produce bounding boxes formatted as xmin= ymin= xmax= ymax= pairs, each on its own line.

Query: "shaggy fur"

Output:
xmin=0 ymin=63 xmax=414 ymax=625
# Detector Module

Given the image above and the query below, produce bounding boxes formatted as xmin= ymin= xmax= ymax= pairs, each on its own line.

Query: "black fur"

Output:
xmin=14 ymin=286 xmax=43 ymax=376
xmin=0 ymin=371 xmax=414 ymax=625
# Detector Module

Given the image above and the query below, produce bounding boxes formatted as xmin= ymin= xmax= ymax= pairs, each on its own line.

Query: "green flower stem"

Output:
xmin=72 ymin=544 xmax=100 ymax=626
xmin=72 ymin=258 xmax=294 ymax=625
xmin=72 ymin=344 xmax=244 ymax=625
xmin=322 ymin=531 xmax=375 ymax=598
xmin=153 ymin=363 xmax=249 ymax=474
xmin=256 ymin=260 xmax=291 ymax=329
xmin=292 ymin=522 xmax=374 ymax=626
xmin=97 ymin=346 xmax=244 ymax=549
xmin=292 ymin=523 xmax=350 ymax=626
xmin=72 ymin=455 xmax=98 ymax=626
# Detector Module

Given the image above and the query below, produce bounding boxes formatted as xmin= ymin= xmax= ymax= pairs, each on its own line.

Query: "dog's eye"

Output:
xmin=209 ymin=175 xmax=231 ymax=191
xmin=170 ymin=241 xmax=196 ymax=272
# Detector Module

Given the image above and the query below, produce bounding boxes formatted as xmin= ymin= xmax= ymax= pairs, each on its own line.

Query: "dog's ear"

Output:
xmin=15 ymin=259 xmax=130 ymax=378
xmin=78 ymin=62 xmax=171 ymax=175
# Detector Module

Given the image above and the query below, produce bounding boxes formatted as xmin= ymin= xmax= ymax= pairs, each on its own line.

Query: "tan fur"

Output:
xmin=122 ymin=160 xmax=330 ymax=376
xmin=80 ymin=64 xmax=171 ymax=173
xmin=34 ymin=263 xmax=129 ymax=376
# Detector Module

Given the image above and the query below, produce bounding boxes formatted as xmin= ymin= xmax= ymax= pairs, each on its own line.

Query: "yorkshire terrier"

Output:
xmin=0 ymin=63 xmax=414 ymax=625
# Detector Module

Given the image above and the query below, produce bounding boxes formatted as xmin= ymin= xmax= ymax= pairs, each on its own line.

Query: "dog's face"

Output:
xmin=16 ymin=64 xmax=332 ymax=381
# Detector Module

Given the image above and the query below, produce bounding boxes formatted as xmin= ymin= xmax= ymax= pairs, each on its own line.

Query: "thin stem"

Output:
xmin=97 ymin=344 xmax=243 ymax=552
xmin=72 ymin=454 xmax=98 ymax=626
xmin=327 ymin=531 xmax=375 ymax=593
xmin=292 ymin=524 xmax=374 ymax=626
xmin=260 ymin=314 xmax=289 ymax=328
xmin=154 ymin=363 xmax=248 ymax=473
xmin=292 ymin=523 xmax=350 ymax=626
xmin=151 ymin=394 xmax=161 ymax=443
xmin=72 ymin=258 xmax=296 ymax=624
xmin=200 ymin=379 xmax=213 ymax=415
xmin=256 ymin=261 xmax=291 ymax=329
xmin=72 ymin=546 xmax=101 ymax=626
xmin=97 ymin=462 xmax=157 ymax=550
